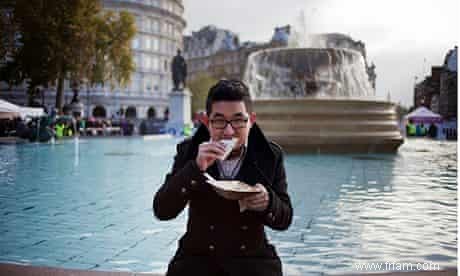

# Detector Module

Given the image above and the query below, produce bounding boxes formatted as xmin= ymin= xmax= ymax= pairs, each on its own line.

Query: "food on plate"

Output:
xmin=203 ymin=173 xmax=259 ymax=200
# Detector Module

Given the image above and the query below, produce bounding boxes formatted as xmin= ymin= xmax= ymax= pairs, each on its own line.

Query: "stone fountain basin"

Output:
xmin=254 ymin=98 xmax=404 ymax=153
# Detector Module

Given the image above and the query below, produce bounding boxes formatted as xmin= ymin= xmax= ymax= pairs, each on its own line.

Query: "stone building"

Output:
xmin=0 ymin=0 xmax=186 ymax=120
xmin=414 ymin=66 xmax=443 ymax=111
xmin=439 ymin=46 xmax=457 ymax=119
xmin=184 ymin=25 xmax=291 ymax=82
xmin=183 ymin=26 xmax=377 ymax=93
xmin=414 ymin=46 xmax=457 ymax=119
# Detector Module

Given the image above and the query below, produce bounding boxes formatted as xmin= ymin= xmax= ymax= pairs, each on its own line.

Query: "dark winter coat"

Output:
xmin=153 ymin=123 xmax=293 ymax=276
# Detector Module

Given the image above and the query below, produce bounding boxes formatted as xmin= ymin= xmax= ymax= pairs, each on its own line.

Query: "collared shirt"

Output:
xmin=217 ymin=146 xmax=246 ymax=180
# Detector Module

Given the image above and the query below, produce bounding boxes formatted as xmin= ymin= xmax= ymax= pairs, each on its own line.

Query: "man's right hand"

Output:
xmin=196 ymin=141 xmax=225 ymax=171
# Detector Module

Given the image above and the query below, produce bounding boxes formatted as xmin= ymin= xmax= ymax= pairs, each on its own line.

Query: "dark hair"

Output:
xmin=206 ymin=79 xmax=252 ymax=115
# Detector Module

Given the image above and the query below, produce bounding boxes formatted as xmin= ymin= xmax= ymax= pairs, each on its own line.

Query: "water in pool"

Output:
xmin=0 ymin=137 xmax=456 ymax=275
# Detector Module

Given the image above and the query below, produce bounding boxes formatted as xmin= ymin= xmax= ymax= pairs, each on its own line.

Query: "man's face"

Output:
xmin=203 ymin=101 xmax=256 ymax=149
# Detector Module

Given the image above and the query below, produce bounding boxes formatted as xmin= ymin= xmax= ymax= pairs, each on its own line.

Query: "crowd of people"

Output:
xmin=405 ymin=120 xmax=437 ymax=138
xmin=0 ymin=112 xmax=139 ymax=142
xmin=405 ymin=119 xmax=457 ymax=140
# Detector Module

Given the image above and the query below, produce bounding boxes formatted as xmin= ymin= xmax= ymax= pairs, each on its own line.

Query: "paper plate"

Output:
xmin=203 ymin=173 xmax=259 ymax=200
xmin=206 ymin=179 xmax=260 ymax=193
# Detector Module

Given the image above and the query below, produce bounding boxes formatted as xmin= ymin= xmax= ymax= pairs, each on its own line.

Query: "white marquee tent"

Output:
xmin=0 ymin=99 xmax=44 ymax=119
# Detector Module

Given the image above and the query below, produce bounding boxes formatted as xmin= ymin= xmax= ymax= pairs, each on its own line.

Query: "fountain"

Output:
xmin=244 ymin=35 xmax=403 ymax=153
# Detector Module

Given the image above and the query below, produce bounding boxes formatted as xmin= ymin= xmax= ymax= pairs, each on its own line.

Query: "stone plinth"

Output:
xmin=166 ymin=88 xmax=192 ymax=135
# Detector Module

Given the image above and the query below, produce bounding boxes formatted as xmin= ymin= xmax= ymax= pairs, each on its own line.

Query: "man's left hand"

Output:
xmin=240 ymin=183 xmax=269 ymax=212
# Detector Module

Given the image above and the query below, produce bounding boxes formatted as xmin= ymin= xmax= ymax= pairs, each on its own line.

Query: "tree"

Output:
xmin=91 ymin=11 xmax=136 ymax=89
xmin=1 ymin=0 xmax=136 ymax=111
xmin=0 ymin=1 xmax=17 ymax=63
xmin=188 ymin=73 xmax=218 ymax=116
xmin=9 ymin=0 xmax=99 ymax=109
xmin=0 ymin=1 xmax=25 ymax=89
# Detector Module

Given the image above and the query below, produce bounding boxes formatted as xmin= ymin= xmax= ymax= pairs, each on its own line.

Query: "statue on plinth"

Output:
xmin=171 ymin=49 xmax=187 ymax=91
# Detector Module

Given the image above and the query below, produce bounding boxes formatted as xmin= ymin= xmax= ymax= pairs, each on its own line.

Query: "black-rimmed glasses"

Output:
xmin=210 ymin=118 xmax=249 ymax=129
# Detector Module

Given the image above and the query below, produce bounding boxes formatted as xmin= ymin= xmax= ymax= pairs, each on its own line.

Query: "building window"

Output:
xmin=131 ymin=36 xmax=140 ymax=49
xmin=163 ymin=0 xmax=173 ymax=13
xmin=159 ymin=39 xmax=164 ymax=53
xmin=143 ymin=17 xmax=150 ymax=32
xmin=135 ymin=17 xmax=142 ymax=31
xmin=144 ymin=36 xmax=151 ymax=50
xmin=159 ymin=21 xmax=164 ymax=33
xmin=165 ymin=22 xmax=173 ymax=35
xmin=152 ymin=37 xmax=159 ymax=51
xmin=151 ymin=19 xmax=159 ymax=33
xmin=143 ymin=54 xmax=151 ymax=69
xmin=131 ymin=73 xmax=141 ymax=92
xmin=170 ymin=41 xmax=175 ymax=54
xmin=152 ymin=57 xmax=159 ymax=71
xmin=153 ymin=76 xmax=159 ymax=91
xmin=159 ymin=75 xmax=164 ymax=93
xmin=162 ymin=39 xmax=168 ymax=54
xmin=145 ymin=77 xmax=152 ymax=92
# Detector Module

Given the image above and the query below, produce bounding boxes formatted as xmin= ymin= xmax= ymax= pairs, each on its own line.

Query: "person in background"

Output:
xmin=406 ymin=119 xmax=416 ymax=137
xmin=420 ymin=123 xmax=426 ymax=136
xmin=55 ymin=123 xmax=64 ymax=139
xmin=428 ymin=124 xmax=438 ymax=138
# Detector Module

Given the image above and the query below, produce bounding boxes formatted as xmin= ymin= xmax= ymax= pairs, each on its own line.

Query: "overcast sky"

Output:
xmin=183 ymin=0 xmax=458 ymax=107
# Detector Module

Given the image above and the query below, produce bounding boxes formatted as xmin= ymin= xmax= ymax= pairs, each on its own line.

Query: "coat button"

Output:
xmin=241 ymin=225 xmax=248 ymax=230
xmin=209 ymin=225 xmax=215 ymax=231
xmin=181 ymin=187 xmax=187 ymax=194
xmin=209 ymin=245 xmax=215 ymax=251
xmin=240 ymin=244 xmax=246 ymax=251
xmin=191 ymin=180 xmax=197 ymax=186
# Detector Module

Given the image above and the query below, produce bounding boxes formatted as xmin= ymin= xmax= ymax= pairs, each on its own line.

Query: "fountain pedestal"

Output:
xmin=255 ymin=98 xmax=403 ymax=153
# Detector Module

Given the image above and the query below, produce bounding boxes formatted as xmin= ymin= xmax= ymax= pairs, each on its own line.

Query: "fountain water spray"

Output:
xmin=243 ymin=17 xmax=402 ymax=153
xmin=245 ymin=48 xmax=374 ymax=100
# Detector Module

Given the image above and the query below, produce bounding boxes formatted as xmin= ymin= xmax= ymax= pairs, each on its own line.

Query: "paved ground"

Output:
xmin=0 ymin=263 xmax=456 ymax=276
